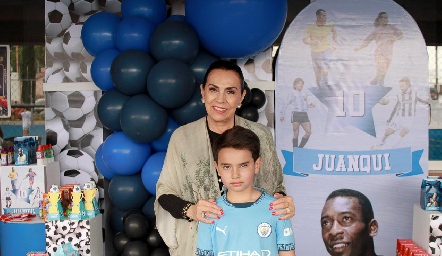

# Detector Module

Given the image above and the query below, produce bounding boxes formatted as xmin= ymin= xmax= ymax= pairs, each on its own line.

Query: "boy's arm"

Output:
xmin=279 ymin=250 xmax=296 ymax=256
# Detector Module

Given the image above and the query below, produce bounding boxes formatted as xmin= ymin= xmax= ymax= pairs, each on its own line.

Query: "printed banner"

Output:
xmin=275 ymin=0 xmax=429 ymax=255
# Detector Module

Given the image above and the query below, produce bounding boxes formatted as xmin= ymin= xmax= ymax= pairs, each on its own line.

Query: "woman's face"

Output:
xmin=201 ymin=69 xmax=245 ymax=126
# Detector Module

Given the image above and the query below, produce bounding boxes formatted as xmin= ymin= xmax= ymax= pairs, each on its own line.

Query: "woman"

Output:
xmin=155 ymin=60 xmax=295 ymax=255
xmin=354 ymin=12 xmax=403 ymax=86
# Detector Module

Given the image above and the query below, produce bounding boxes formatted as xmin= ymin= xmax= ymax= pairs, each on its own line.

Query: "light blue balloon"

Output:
xmin=81 ymin=12 xmax=121 ymax=56
xmin=95 ymin=144 xmax=115 ymax=180
xmin=141 ymin=151 xmax=166 ymax=195
xmin=102 ymin=131 xmax=151 ymax=175
xmin=91 ymin=48 xmax=120 ymax=91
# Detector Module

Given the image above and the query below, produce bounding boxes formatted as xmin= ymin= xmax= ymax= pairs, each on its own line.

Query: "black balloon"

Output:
xmin=124 ymin=213 xmax=151 ymax=240
xmin=250 ymin=88 xmax=266 ymax=109
xmin=111 ymin=49 xmax=155 ymax=96
xmin=146 ymin=229 xmax=166 ymax=248
xmin=122 ymin=241 xmax=150 ymax=256
xmin=147 ymin=59 xmax=196 ymax=109
xmin=238 ymin=105 xmax=259 ymax=122
xmin=150 ymin=247 xmax=170 ymax=256
xmin=113 ymin=232 xmax=131 ymax=253
xmin=242 ymin=84 xmax=252 ymax=106
xmin=123 ymin=209 xmax=145 ymax=226
xmin=142 ymin=196 xmax=156 ymax=220
xmin=170 ymin=85 xmax=207 ymax=126
xmin=97 ymin=89 xmax=130 ymax=131
xmin=120 ymin=94 xmax=168 ymax=143
xmin=189 ymin=48 xmax=218 ymax=83
xmin=149 ymin=20 xmax=199 ymax=64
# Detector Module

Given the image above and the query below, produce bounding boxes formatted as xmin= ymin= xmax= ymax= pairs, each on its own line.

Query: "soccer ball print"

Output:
xmin=45 ymin=0 xmax=72 ymax=38
xmin=46 ymin=116 xmax=70 ymax=155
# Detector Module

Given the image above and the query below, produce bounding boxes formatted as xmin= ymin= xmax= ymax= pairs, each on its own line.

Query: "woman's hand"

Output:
xmin=189 ymin=198 xmax=224 ymax=224
xmin=270 ymin=193 xmax=295 ymax=220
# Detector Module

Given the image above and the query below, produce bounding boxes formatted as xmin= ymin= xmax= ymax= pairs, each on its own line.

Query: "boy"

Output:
xmin=196 ymin=126 xmax=296 ymax=256
xmin=280 ymin=78 xmax=315 ymax=148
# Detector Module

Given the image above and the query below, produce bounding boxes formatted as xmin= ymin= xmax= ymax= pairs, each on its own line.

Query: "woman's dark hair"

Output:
xmin=202 ymin=60 xmax=245 ymax=91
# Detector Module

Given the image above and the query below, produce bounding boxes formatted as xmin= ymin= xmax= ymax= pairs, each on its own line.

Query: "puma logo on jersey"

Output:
xmin=216 ymin=226 xmax=227 ymax=236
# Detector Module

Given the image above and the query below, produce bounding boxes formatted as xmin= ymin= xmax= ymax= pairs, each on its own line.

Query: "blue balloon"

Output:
xmin=91 ymin=49 xmax=120 ymax=92
xmin=147 ymin=59 xmax=196 ymax=109
xmin=102 ymin=131 xmax=151 ymax=175
xmin=120 ymin=94 xmax=168 ymax=143
xmin=141 ymin=152 xmax=166 ymax=195
xmin=170 ymin=85 xmax=207 ymax=125
xmin=121 ymin=0 xmax=166 ymax=26
xmin=110 ymin=207 xmax=126 ymax=232
xmin=111 ymin=50 xmax=156 ymax=96
xmin=149 ymin=20 xmax=199 ymax=64
xmin=109 ymin=174 xmax=152 ymax=210
xmin=81 ymin=12 xmax=121 ymax=56
xmin=190 ymin=49 xmax=219 ymax=83
xmin=185 ymin=0 xmax=287 ymax=59
xmin=115 ymin=16 xmax=156 ymax=52
xmin=151 ymin=117 xmax=179 ymax=152
xmin=97 ymin=88 xmax=130 ymax=131
xmin=95 ymin=144 xmax=115 ymax=180
xmin=142 ymin=196 xmax=156 ymax=220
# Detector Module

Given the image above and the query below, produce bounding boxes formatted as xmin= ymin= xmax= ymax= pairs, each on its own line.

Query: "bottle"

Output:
xmin=7 ymin=146 xmax=13 ymax=165
xmin=44 ymin=145 xmax=50 ymax=165
xmin=49 ymin=144 xmax=55 ymax=163
xmin=1 ymin=147 xmax=8 ymax=166
xmin=36 ymin=145 xmax=45 ymax=165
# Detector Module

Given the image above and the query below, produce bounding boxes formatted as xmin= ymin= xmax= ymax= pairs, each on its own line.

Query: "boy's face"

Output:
xmin=293 ymin=81 xmax=304 ymax=91
xmin=215 ymin=147 xmax=261 ymax=194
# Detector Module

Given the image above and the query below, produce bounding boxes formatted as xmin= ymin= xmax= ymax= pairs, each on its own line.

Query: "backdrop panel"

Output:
xmin=275 ymin=0 xmax=428 ymax=255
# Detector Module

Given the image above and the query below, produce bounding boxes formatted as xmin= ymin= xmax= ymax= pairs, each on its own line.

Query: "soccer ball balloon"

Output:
xmin=68 ymin=111 xmax=97 ymax=141
xmin=78 ymin=127 xmax=103 ymax=158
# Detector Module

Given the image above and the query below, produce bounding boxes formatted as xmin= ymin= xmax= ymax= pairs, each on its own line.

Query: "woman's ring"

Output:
xmin=201 ymin=212 xmax=206 ymax=218
xmin=286 ymin=208 xmax=290 ymax=214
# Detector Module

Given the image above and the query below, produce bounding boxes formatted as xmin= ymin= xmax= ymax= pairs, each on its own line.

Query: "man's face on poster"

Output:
xmin=320 ymin=196 xmax=374 ymax=256
xmin=317 ymin=11 xmax=327 ymax=23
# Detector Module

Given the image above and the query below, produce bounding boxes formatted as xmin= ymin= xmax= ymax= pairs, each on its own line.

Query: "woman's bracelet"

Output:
xmin=182 ymin=202 xmax=194 ymax=222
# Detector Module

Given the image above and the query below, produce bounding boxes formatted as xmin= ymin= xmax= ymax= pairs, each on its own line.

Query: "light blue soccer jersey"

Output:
xmin=196 ymin=188 xmax=295 ymax=256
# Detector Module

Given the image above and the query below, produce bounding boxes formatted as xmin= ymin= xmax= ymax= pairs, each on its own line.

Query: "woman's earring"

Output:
xmin=201 ymin=99 xmax=205 ymax=103
xmin=237 ymin=104 xmax=241 ymax=109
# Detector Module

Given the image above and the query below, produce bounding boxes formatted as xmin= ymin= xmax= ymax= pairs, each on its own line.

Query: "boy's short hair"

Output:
xmin=212 ymin=126 xmax=260 ymax=162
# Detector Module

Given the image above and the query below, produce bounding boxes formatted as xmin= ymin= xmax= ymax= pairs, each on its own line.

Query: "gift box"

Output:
xmin=45 ymin=214 xmax=102 ymax=256
xmin=397 ymin=239 xmax=415 ymax=256
xmin=412 ymin=204 xmax=442 ymax=255
xmin=1 ymin=162 xmax=60 ymax=214
xmin=420 ymin=178 xmax=442 ymax=211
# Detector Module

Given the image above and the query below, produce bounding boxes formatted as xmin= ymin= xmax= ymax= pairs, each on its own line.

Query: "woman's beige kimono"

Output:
xmin=155 ymin=115 xmax=286 ymax=256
